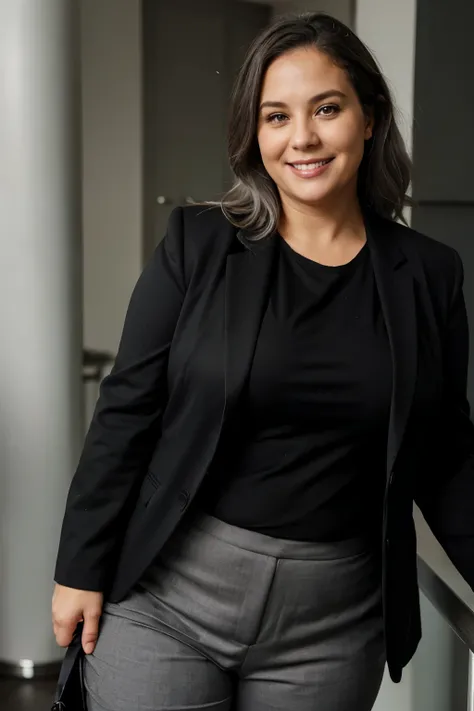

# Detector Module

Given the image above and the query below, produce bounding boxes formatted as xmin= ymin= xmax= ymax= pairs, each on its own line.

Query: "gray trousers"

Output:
xmin=84 ymin=510 xmax=385 ymax=710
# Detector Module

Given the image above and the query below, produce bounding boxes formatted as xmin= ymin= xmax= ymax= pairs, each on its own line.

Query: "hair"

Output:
xmin=212 ymin=12 xmax=413 ymax=240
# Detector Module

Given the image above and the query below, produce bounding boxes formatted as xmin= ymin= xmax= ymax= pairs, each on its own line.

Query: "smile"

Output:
xmin=287 ymin=157 xmax=335 ymax=178
xmin=290 ymin=158 xmax=333 ymax=170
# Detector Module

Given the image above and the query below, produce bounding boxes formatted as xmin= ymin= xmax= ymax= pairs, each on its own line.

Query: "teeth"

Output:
xmin=292 ymin=159 xmax=331 ymax=170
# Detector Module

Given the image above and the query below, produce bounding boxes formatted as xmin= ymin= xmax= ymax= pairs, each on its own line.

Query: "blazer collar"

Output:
xmin=364 ymin=210 xmax=418 ymax=474
xmin=236 ymin=209 xmax=407 ymax=269
xmin=230 ymin=210 xmax=417 ymax=477
xmin=224 ymin=230 xmax=277 ymax=418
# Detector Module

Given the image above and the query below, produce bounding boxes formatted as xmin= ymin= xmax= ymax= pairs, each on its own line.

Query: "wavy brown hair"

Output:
xmin=215 ymin=12 xmax=412 ymax=240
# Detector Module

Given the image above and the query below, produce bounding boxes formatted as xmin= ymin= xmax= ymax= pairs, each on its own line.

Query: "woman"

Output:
xmin=53 ymin=12 xmax=474 ymax=711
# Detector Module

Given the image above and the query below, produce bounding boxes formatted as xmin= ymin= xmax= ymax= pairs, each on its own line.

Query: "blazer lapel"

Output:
xmin=365 ymin=212 xmax=418 ymax=477
xmin=224 ymin=231 xmax=277 ymax=420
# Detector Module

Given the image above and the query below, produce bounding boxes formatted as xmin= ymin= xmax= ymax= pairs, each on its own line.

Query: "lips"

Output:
xmin=286 ymin=157 xmax=335 ymax=179
xmin=289 ymin=158 xmax=334 ymax=170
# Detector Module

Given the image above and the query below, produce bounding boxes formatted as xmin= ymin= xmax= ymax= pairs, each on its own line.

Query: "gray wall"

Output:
xmin=412 ymin=0 xmax=474 ymax=403
xmin=412 ymin=0 xmax=474 ymax=204
xmin=80 ymin=0 xmax=142 ymax=354
xmin=80 ymin=0 xmax=269 ymax=353
xmin=411 ymin=206 xmax=474 ymax=406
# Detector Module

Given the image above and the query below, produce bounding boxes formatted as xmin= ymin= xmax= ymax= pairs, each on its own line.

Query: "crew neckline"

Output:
xmin=279 ymin=236 xmax=368 ymax=272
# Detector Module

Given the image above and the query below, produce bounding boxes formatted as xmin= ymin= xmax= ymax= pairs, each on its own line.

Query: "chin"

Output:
xmin=288 ymin=188 xmax=335 ymax=206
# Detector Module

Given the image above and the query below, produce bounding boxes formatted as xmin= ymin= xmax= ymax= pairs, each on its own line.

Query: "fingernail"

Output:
xmin=85 ymin=643 xmax=94 ymax=654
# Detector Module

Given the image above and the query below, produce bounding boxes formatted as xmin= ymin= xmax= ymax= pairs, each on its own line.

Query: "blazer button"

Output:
xmin=178 ymin=489 xmax=190 ymax=511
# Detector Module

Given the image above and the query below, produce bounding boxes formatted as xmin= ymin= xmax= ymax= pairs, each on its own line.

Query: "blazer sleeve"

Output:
xmin=415 ymin=248 xmax=474 ymax=590
xmin=54 ymin=207 xmax=186 ymax=592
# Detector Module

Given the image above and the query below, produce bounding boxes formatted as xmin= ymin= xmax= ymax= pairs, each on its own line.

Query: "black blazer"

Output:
xmin=55 ymin=205 xmax=474 ymax=683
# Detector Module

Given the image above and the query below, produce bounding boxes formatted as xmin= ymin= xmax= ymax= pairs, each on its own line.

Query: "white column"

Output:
xmin=0 ymin=0 xmax=83 ymax=673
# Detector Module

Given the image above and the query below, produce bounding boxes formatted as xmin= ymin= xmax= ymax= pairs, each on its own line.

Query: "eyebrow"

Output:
xmin=259 ymin=90 xmax=347 ymax=111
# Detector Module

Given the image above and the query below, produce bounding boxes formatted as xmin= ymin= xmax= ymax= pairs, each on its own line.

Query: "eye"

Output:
xmin=266 ymin=113 xmax=288 ymax=124
xmin=316 ymin=104 xmax=340 ymax=117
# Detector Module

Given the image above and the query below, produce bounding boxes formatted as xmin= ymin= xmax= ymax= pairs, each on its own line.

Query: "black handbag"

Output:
xmin=51 ymin=623 xmax=87 ymax=710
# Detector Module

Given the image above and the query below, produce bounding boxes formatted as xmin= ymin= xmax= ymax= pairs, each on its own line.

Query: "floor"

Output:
xmin=0 ymin=678 xmax=56 ymax=711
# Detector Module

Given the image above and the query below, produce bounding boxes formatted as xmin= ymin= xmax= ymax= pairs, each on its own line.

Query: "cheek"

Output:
xmin=349 ymin=135 xmax=367 ymax=170
xmin=333 ymin=117 xmax=367 ymax=159
xmin=257 ymin=128 xmax=285 ymax=163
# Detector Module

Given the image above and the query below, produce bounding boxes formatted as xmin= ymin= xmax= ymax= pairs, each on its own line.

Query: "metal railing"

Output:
xmin=417 ymin=526 xmax=474 ymax=711
xmin=82 ymin=347 xmax=115 ymax=383
xmin=82 ymin=348 xmax=115 ymax=429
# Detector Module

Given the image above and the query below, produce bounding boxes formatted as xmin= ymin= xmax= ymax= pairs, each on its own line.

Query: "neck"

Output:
xmin=279 ymin=193 xmax=366 ymax=250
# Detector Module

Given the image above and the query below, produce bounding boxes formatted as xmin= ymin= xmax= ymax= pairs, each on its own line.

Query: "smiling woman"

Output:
xmin=219 ymin=13 xmax=412 ymax=241
xmin=52 ymin=10 xmax=474 ymax=711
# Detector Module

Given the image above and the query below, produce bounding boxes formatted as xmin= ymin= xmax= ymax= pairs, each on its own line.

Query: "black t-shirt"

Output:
xmin=198 ymin=236 xmax=392 ymax=541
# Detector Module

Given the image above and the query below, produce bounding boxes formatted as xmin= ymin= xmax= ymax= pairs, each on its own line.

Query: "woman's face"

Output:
xmin=257 ymin=46 xmax=373 ymax=212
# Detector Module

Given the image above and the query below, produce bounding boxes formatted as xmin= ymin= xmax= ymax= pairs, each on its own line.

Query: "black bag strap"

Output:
xmin=52 ymin=622 xmax=84 ymax=706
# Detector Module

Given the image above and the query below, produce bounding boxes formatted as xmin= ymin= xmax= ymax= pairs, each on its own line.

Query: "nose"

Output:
xmin=291 ymin=117 xmax=320 ymax=151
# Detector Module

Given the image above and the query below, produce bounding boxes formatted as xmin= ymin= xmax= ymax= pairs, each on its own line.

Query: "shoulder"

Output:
xmin=377 ymin=216 xmax=464 ymax=299
xmin=167 ymin=204 xmax=238 ymax=250
xmin=381 ymin=216 xmax=459 ymax=266
xmin=161 ymin=204 xmax=241 ymax=286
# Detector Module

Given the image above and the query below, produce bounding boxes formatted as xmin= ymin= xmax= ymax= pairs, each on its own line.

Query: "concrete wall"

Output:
xmin=80 ymin=0 xmax=142 ymax=354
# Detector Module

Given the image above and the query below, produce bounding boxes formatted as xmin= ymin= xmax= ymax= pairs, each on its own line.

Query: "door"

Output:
xmin=142 ymin=0 xmax=270 ymax=261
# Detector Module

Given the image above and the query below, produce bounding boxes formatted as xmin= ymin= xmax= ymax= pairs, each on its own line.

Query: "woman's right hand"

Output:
xmin=52 ymin=583 xmax=104 ymax=654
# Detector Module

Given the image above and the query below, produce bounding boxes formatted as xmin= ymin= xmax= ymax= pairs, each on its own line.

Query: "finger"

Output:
xmin=82 ymin=609 xmax=101 ymax=654
xmin=53 ymin=618 xmax=78 ymax=647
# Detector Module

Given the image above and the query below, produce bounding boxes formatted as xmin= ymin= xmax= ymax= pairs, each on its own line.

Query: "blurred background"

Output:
xmin=1 ymin=0 xmax=474 ymax=709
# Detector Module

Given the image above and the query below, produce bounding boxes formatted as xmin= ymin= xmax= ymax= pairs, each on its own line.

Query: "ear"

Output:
xmin=364 ymin=106 xmax=375 ymax=140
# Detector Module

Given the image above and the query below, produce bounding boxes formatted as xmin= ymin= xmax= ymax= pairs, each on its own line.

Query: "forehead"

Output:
xmin=260 ymin=46 xmax=352 ymax=100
